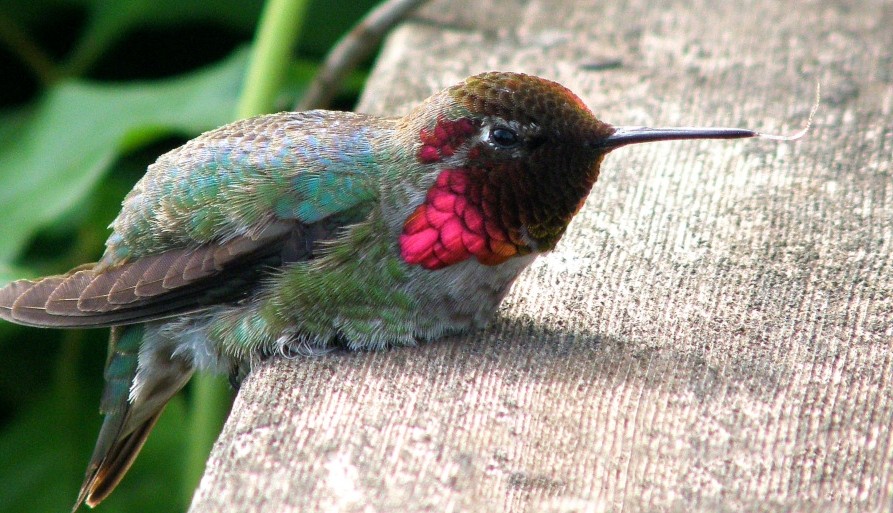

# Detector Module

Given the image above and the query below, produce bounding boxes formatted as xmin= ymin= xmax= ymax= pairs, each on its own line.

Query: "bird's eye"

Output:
xmin=490 ymin=126 xmax=519 ymax=147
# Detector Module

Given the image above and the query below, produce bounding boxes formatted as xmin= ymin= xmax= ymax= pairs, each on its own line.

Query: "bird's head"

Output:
xmin=397 ymin=72 xmax=757 ymax=270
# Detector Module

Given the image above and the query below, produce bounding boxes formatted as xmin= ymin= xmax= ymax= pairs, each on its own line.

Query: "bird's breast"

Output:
xmin=403 ymin=252 xmax=537 ymax=340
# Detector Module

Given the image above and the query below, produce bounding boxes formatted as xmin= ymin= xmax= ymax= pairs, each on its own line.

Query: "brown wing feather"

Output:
xmin=79 ymin=271 xmax=123 ymax=311
xmin=133 ymin=251 xmax=190 ymax=298
xmin=0 ymin=221 xmax=298 ymax=328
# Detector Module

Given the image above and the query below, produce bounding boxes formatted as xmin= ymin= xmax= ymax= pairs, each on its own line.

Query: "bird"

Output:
xmin=0 ymin=71 xmax=782 ymax=509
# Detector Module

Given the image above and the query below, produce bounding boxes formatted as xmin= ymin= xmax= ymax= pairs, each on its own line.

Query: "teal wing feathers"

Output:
xmin=0 ymin=110 xmax=393 ymax=328
xmin=102 ymin=110 xmax=387 ymax=266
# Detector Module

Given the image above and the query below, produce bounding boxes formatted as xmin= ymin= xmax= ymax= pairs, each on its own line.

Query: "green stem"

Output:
xmin=183 ymin=0 xmax=310 ymax=505
xmin=183 ymin=373 xmax=230 ymax=503
xmin=237 ymin=0 xmax=311 ymax=118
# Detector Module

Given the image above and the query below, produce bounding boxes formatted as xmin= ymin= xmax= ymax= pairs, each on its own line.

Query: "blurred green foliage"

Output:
xmin=0 ymin=0 xmax=379 ymax=511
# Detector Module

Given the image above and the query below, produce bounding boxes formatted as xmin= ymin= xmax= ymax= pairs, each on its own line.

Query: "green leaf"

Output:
xmin=0 ymin=263 xmax=32 ymax=287
xmin=0 ymin=47 xmax=250 ymax=262
xmin=0 ymin=108 xmax=31 ymax=149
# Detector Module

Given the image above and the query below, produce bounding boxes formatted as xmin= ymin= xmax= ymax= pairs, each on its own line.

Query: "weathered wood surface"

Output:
xmin=190 ymin=1 xmax=893 ymax=511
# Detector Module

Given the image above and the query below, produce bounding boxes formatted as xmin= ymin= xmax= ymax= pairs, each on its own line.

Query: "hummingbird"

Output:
xmin=0 ymin=72 xmax=802 ymax=509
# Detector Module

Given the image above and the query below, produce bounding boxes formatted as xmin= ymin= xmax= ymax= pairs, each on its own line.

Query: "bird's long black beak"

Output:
xmin=593 ymin=83 xmax=819 ymax=151
xmin=595 ymin=126 xmax=758 ymax=151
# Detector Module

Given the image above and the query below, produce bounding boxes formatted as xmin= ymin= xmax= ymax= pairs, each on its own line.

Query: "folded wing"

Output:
xmin=0 ymin=221 xmax=300 ymax=328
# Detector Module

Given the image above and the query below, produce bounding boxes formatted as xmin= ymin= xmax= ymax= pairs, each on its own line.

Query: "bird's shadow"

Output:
xmin=244 ymin=311 xmax=789 ymax=405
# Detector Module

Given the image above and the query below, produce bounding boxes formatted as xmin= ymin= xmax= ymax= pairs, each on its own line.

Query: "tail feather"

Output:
xmin=74 ymin=410 xmax=164 ymax=510
xmin=72 ymin=325 xmax=194 ymax=511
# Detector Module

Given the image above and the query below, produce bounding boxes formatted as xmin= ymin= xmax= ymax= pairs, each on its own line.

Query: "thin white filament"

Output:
xmin=757 ymin=82 xmax=821 ymax=141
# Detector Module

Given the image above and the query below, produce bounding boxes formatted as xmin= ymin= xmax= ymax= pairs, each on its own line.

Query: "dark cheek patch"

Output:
xmin=417 ymin=117 xmax=477 ymax=163
xmin=400 ymin=169 xmax=520 ymax=270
